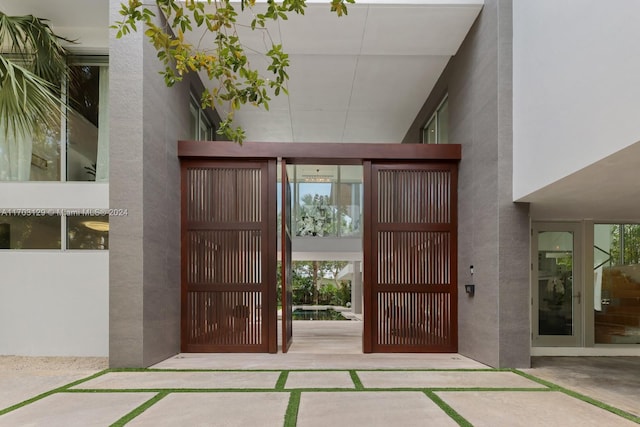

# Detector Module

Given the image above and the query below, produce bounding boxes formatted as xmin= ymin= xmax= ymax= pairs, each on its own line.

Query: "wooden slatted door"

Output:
xmin=181 ymin=160 xmax=277 ymax=352
xmin=364 ymin=162 xmax=458 ymax=352
xmin=281 ymin=161 xmax=293 ymax=352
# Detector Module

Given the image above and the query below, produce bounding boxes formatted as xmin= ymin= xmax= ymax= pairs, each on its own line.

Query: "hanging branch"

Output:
xmin=112 ymin=0 xmax=354 ymax=143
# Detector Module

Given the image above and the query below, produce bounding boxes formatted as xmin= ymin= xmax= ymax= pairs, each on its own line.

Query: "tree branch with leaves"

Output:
xmin=112 ymin=0 xmax=354 ymax=143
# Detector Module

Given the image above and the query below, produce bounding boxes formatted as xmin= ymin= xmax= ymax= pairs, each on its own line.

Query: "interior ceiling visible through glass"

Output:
xmin=295 ymin=165 xmax=362 ymax=183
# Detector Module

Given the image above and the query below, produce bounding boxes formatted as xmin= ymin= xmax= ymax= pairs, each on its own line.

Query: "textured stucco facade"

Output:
xmin=405 ymin=0 xmax=530 ymax=368
xmin=109 ymin=1 xmax=186 ymax=367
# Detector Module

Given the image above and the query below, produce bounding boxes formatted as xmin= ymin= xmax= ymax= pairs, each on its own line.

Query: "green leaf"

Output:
xmin=110 ymin=0 xmax=353 ymax=144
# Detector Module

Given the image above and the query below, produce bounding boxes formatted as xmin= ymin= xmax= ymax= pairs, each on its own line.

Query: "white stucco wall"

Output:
xmin=0 ymin=252 xmax=108 ymax=356
xmin=1 ymin=183 xmax=108 ymax=208
xmin=0 ymin=182 xmax=109 ymax=356
xmin=513 ymin=0 xmax=640 ymax=200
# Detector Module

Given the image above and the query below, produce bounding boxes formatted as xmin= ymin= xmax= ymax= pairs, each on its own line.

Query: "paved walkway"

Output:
xmin=1 ymin=354 xmax=638 ymax=426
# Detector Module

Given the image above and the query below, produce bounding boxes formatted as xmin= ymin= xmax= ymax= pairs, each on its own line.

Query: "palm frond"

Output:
xmin=0 ymin=55 xmax=62 ymax=139
xmin=0 ymin=12 xmax=71 ymax=139
xmin=0 ymin=12 xmax=71 ymax=83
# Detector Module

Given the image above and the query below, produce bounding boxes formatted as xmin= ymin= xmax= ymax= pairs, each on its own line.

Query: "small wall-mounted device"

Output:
xmin=465 ymin=265 xmax=475 ymax=296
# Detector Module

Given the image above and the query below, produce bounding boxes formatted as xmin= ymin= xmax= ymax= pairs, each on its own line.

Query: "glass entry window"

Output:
xmin=594 ymin=224 xmax=640 ymax=344
xmin=533 ymin=223 xmax=582 ymax=346
xmin=292 ymin=165 xmax=363 ymax=237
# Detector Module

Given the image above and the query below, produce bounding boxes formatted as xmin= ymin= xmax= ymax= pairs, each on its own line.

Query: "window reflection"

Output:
xmin=0 ymin=112 xmax=62 ymax=181
xmin=67 ymin=65 xmax=109 ymax=181
xmin=594 ymin=224 xmax=640 ymax=344
xmin=422 ymin=95 xmax=448 ymax=144
xmin=67 ymin=215 xmax=109 ymax=250
xmin=190 ymin=95 xmax=214 ymax=140
xmin=336 ymin=166 xmax=362 ymax=236
xmin=0 ymin=215 xmax=61 ymax=249
xmin=293 ymin=165 xmax=362 ymax=237
xmin=537 ymin=231 xmax=574 ymax=336
xmin=0 ymin=61 xmax=109 ymax=182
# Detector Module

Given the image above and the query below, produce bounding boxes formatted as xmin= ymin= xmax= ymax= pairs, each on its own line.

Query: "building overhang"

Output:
xmin=4 ymin=0 xmax=483 ymax=144
xmin=518 ymin=140 xmax=640 ymax=221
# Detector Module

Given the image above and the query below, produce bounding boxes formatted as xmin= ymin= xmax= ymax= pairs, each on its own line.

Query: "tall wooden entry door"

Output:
xmin=364 ymin=162 xmax=458 ymax=352
xmin=181 ymin=160 xmax=277 ymax=352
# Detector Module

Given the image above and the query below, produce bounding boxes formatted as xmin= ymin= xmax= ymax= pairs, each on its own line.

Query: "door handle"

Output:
xmin=573 ymin=291 xmax=581 ymax=304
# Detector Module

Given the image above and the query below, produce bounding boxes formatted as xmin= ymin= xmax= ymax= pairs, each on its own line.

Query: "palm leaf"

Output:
xmin=0 ymin=12 xmax=71 ymax=139
xmin=0 ymin=13 xmax=70 ymax=82
xmin=0 ymin=55 xmax=62 ymax=138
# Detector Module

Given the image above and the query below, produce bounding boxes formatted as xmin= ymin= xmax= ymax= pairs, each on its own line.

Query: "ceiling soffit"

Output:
xmin=2 ymin=1 xmax=483 ymax=143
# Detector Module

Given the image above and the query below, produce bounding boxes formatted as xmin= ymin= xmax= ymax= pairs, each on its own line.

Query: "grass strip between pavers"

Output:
xmin=276 ymin=371 xmax=289 ymax=390
xmin=64 ymin=388 xmax=282 ymax=393
xmin=0 ymin=369 xmax=110 ymax=416
xmin=4 ymin=368 xmax=636 ymax=426
xmin=63 ymin=387 xmax=546 ymax=394
xmin=284 ymin=390 xmax=301 ymax=427
xmin=109 ymin=391 xmax=168 ymax=427
xmin=424 ymin=390 xmax=472 ymax=427
xmin=349 ymin=370 xmax=364 ymax=390
xmin=111 ymin=367 xmax=284 ymax=373
xmin=513 ymin=369 xmax=640 ymax=424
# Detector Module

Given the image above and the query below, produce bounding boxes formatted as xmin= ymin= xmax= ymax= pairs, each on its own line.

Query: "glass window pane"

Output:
xmin=423 ymin=116 xmax=437 ymax=144
xmin=189 ymin=102 xmax=199 ymax=140
xmin=0 ymin=215 xmax=61 ymax=249
xmin=190 ymin=96 xmax=214 ymax=141
xmin=594 ymin=223 xmax=640 ymax=344
xmin=295 ymin=165 xmax=338 ymax=237
xmin=437 ymin=98 xmax=449 ymax=144
xmin=67 ymin=215 xmax=109 ymax=249
xmin=0 ymin=113 xmax=61 ymax=182
xmin=338 ymin=165 xmax=363 ymax=237
xmin=67 ymin=65 xmax=109 ymax=181
xmin=199 ymin=110 xmax=212 ymax=140
xmin=537 ymin=231 xmax=574 ymax=336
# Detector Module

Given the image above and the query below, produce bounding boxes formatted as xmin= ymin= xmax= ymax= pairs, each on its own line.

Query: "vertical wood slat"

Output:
xmin=186 ymin=291 xmax=262 ymax=345
xmin=181 ymin=161 xmax=271 ymax=352
xmin=376 ymin=292 xmax=451 ymax=346
xmin=369 ymin=163 xmax=457 ymax=352
xmin=377 ymin=232 xmax=450 ymax=285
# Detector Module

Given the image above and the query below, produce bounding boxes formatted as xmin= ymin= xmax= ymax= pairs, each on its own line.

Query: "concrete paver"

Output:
xmin=2 ymin=354 xmax=638 ymax=426
xmin=437 ymin=390 xmax=639 ymax=427
xmin=0 ymin=374 xmax=94 ymax=410
xmin=525 ymin=356 xmax=640 ymax=418
xmin=0 ymin=392 xmax=155 ymax=427
xmin=297 ymin=391 xmax=458 ymax=427
xmin=0 ymin=355 xmax=106 ymax=410
xmin=127 ymin=392 xmax=290 ymax=427
xmin=357 ymin=370 xmax=544 ymax=389
xmin=72 ymin=371 xmax=281 ymax=390
xmin=287 ymin=321 xmax=362 ymax=354
xmin=153 ymin=352 xmax=487 ymax=370
xmin=285 ymin=371 xmax=356 ymax=389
